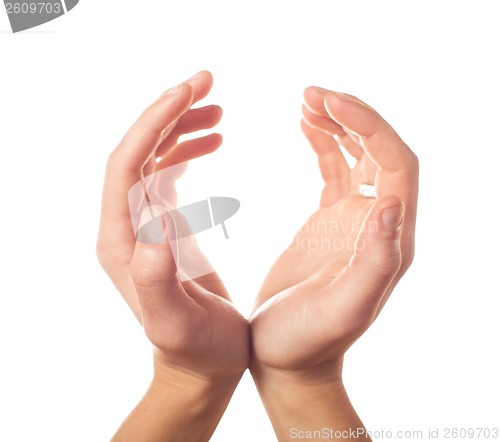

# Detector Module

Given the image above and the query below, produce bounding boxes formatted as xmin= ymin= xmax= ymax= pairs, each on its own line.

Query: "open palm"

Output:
xmin=251 ymin=87 xmax=418 ymax=372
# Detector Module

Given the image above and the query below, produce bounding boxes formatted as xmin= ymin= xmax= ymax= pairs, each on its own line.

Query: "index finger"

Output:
xmin=99 ymin=71 xmax=216 ymax=259
xmin=324 ymin=92 xmax=417 ymax=172
xmin=323 ymin=91 xmax=419 ymax=270
xmin=99 ymin=84 xmax=194 ymax=261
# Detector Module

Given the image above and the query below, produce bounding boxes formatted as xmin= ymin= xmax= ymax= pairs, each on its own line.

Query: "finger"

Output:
xmin=305 ymin=86 xmax=376 ymax=115
xmin=335 ymin=131 xmax=364 ymax=160
xmin=137 ymin=208 xmax=232 ymax=302
xmin=324 ymin=92 xmax=418 ymax=271
xmin=301 ymin=119 xmax=350 ymax=206
xmin=324 ymin=92 xmax=417 ymax=172
xmin=131 ymin=213 xmax=206 ymax=349
xmin=170 ymin=105 xmax=223 ymax=138
xmin=182 ymin=274 xmax=232 ymax=302
xmin=315 ymin=196 xmax=404 ymax=340
xmin=302 ymin=98 xmax=377 ymax=190
xmin=302 ymin=103 xmax=344 ymax=135
xmin=303 ymin=85 xmax=333 ymax=117
xmin=99 ymin=84 xmax=193 ymax=253
xmin=97 ymin=84 xmax=194 ymax=316
xmin=155 ymin=105 xmax=222 ymax=159
xmin=142 ymin=155 xmax=157 ymax=178
xmin=148 ymin=71 xmax=216 ymax=161
xmin=157 ymin=133 xmax=223 ymax=168
xmin=99 ymin=71 xmax=215 ymax=259
xmin=304 ymin=87 xmax=365 ymax=159
xmin=113 ymin=84 xmax=194 ymax=170
xmin=354 ymin=155 xmax=378 ymax=188
xmin=184 ymin=70 xmax=214 ymax=103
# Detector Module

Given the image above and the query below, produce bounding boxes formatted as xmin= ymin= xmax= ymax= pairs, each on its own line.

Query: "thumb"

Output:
xmin=130 ymin=208 xmax=201 ymax=347
xmin=327 ymin=196 xmax=404 ymax=333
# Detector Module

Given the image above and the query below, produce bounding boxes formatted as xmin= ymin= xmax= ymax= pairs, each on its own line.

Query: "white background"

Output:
xmin=1 ymin=1 xmax=499 ymax=441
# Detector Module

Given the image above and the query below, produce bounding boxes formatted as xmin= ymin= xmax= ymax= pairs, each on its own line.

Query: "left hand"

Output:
xmin=250 ymin=87 xmax=419 ymax=376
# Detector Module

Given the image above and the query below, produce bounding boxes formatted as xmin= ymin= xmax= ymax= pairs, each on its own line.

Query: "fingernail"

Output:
xmin=158 ymin=84 xmax=184 ymax=100
xmin=381 ymin=204 xmax=405 ymax=231
xmin=165 ymin=83 xmax=184 ymax=96
xmin=329 ymin=91 xmax=355 ymax=102
xmin=307 ymin=86 xmax=329 ymax=95
xmin=187 ymin=71 xmax=202 ymax=81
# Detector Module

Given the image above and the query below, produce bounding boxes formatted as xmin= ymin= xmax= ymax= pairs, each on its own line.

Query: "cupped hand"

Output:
xmin=97 ymin=71 xmax=249 ymax=381
xmin=250 ymin=88 xmax=418 ymax=376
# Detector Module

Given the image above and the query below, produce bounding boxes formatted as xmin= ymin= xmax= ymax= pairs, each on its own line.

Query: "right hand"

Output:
xmin=97 ymin=71 xmax=249 ymax=381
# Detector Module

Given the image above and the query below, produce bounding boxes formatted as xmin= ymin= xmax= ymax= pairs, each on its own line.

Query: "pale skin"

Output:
xmin=97 ymin=72 xmax=249 ymax=442
xmin=250 ymin=87 xmax=418 ymax=441
xmin=97 ymin=71 xmax=418 ymax=441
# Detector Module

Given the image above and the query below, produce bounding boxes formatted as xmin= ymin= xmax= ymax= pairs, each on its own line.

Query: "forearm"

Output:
xmin=251 ymin=365 xmax=371 ymax=442
xmin=112 ymin=362 xmax=243 ymax=442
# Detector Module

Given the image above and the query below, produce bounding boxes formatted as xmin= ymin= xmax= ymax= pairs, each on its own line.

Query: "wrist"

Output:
xmin=250 ymin=362 xmax=345 ymax=416
xmin=250 ymin=362 xmax=370 ymax=442
xmin=111 ymin=354 xmax=243 ymax=442
xmin=153 ymin=344 xmax=246 ymax=386
xmin=250 ymin=356 xmax=344 ymax=388
xmin=150 ymin=363 xmax=242 ymax=442
xmin=152 ymin=352 xmax=244 ymax=402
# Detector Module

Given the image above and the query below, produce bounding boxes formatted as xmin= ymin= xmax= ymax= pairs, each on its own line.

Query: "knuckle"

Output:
xmin=351 ymin=244 xmax=402 ymax=279
xmin=130 ymin=259 xmax=166 ymax=289
xmin=96 ymin=241 xmax=112 ymax=270
xmin=96 ymin=239 xmax=130 ymax=274
xmin=408 ymin=149 xmax=419 ymax=170
xmin=375 ymin=251 xmax=402 ymax=278
xmin=105 ymin=147 xmax=128 ymax=173
xmin=105 ymin=150 xmax=118 ymax=169
xmin=400 ymin=243 xmax=415 ymax=274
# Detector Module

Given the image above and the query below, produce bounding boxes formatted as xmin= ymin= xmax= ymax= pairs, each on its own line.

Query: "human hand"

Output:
xmin=250 ymin=88 xmax=418 ymax=440
xmin=97 ymin=71 xmax=248 ymax=441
